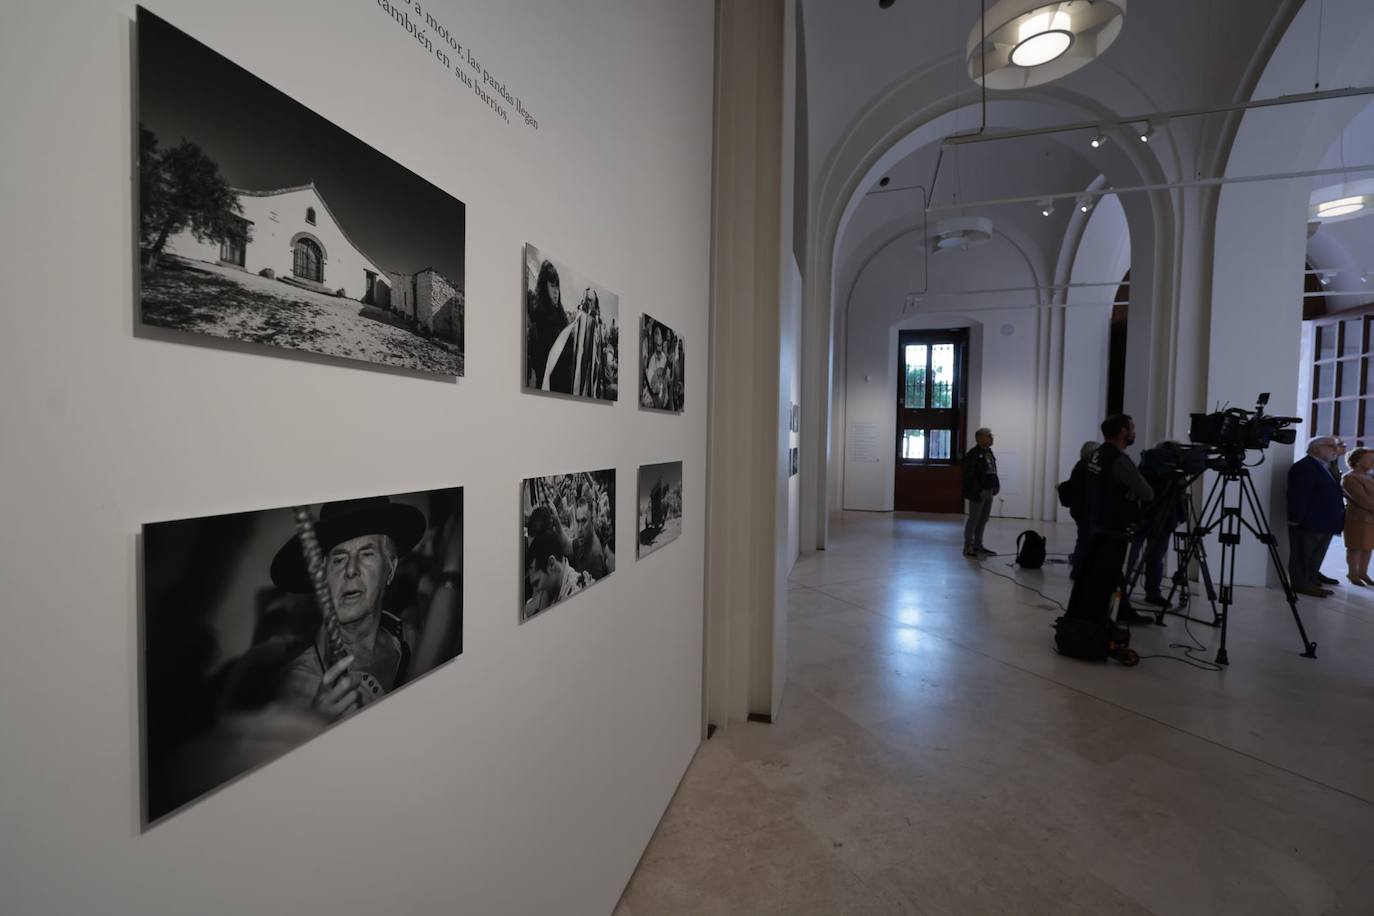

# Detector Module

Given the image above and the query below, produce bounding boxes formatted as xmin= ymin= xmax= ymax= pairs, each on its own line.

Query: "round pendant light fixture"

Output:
xmin=1317 ymin=196 xmax=1365 ymax=219
xmin=969 ymin=0 xmax=1127 ymax=90
xmin=1309 ymin=181 xmax=1374 ymax=224
xmin=1009 ymin=10 xmax=1073 ymax=68
xmin=930 ymin=216 xmax=994 ymax=253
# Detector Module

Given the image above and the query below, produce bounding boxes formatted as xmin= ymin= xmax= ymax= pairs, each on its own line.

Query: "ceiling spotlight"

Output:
xmin=1038 ymin=199 xmax=1054 ymax=217
xmin=1317 ymin=195 xmax=1365 ymax=219
xmin=1318 ymin=270 xmax=1334 ymax=286
xmin=1362 ymin=272 xmax=1370 ymax=284
xmin=1138 ymin=122 xmax=1155 ymax=143
xmin=1090 ymin=132 xmax=1107 ymax=149
xmin=1077 ymin=196 xmax=1093 ymax=214
xmin=879 ymin=176 xmax=891 ymax=187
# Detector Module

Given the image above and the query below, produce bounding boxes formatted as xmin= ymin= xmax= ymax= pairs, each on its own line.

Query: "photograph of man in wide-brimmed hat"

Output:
xmin=268 ymin=496 xmax=426 ymax=720
xmin=141 ymin=488 xmax=462 ymax=825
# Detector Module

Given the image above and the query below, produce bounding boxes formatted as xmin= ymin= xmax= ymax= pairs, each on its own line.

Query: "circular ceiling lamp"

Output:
xmin=1309 ymin=181 xmax=1374 ymax=224
xmin=968 ymin=0 xmax=1127 ymax=90
xmin=930 ymin=216 xmax=994 ymax=253
xmin=1317 ymin=196 xmax=1365 ymax=219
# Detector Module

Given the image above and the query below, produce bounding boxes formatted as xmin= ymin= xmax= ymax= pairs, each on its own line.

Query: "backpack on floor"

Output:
xmin=1014 ymin=530 xmax=1047 ymax=569
xmin=1053 ymin=615 xmax=1137 ymax=666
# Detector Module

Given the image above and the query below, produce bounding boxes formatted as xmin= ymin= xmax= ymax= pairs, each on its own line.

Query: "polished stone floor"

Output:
xmin=616 ymin=512 xmax=1374 ymax=915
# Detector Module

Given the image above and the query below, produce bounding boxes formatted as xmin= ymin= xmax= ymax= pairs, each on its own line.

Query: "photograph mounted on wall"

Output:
xmin=639 ymin=314 xmax=685 ymax=412
xmin=136 ymin=8 xmax=466 ymax=376
xmin=521 ymin=469 xmax=616 ymax=621
xmin=637 ymin=461 xmax=683 ymax=559
xmin=142 ymin=488 xmax=464 ymax=825
xmin=524 ymin=243 xmax=619 ymax=401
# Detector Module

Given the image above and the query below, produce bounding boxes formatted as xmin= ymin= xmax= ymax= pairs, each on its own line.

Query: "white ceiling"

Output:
xmin=804 ymin=0 xmax=1304 ymax=311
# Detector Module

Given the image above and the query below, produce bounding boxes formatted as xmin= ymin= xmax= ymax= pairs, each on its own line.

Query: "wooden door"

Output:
xmin=894 ymin=329 xmax=968 ymax=513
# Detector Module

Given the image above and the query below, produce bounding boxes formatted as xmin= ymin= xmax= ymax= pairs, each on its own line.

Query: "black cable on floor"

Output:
xmin=976 ymin=559 xmax=1067 ymax=612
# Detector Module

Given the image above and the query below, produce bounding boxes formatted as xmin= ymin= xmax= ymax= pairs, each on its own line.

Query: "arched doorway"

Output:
xmin=292 ymin=237 xmax=323 ymax=283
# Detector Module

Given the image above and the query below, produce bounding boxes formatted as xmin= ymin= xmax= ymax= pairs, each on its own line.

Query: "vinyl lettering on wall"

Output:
xmin=375 ymin=0 xmax=541 ymax=129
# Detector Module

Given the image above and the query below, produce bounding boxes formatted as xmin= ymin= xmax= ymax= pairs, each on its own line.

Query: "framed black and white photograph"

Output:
xmin=789 ymin=447 xmax=799 ymax=477
xmin=524 ymin=243 xmax=619 ymax=401
xmin=522 ymin=469 xmax=616 ymax=620
xmin=142 ymin=488 xmax=463 ymax=825
xmin=639 ymin=314 xmax=685 ymax=412
xmin=137 ymin=9 xmax=466 ymax=376
xmin=637 ymin=461 xmax=683 ymax=559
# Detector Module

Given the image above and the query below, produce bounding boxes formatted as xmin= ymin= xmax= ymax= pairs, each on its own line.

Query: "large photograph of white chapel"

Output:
xmin=136 ymin=8 xmax=465 ymax=375
xmin=524 ymin=243 xmax=619 ymax=400
xmin=142 ymin=488 xmax=464 ymax=825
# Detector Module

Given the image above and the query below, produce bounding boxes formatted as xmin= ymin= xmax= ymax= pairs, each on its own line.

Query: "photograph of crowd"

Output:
xmin=524 ymin=244 xmax=619 ymax=401
xmin=137 ymin=10 xmax=466 ymax=376
xmin=640 ymin=314 xmax=685 ymax=412
xmin=522 ymin=469 xmax=616 ymax=621
xmin=637 ymin=461 xmax=683 ymax=559
xmin=142 ymin=488 xmax=463 ymax=824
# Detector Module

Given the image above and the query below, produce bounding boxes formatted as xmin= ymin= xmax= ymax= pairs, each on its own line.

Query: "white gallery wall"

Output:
xmin=841 ymin=235 xmax=1040 ymax=518
xmin=0 ymin=1 xmax=713 ymax=913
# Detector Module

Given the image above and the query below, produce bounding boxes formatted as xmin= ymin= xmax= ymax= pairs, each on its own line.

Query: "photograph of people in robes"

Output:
xmin=639 ymin=314 xmax=685 ymax=412
xmin=637 ymin=461 xmax=683 ymax=558
xmin=524 ymin=244 xmax=619 ymax=401
xmin=141 ymin=488 xmax=463 ymax=824
xmin=521 ymin=470 xmax=616 ymax=620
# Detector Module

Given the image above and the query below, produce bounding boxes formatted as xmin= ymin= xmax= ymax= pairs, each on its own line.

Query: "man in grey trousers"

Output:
xmin=962 ymin=427 xmax=1000 ymax=557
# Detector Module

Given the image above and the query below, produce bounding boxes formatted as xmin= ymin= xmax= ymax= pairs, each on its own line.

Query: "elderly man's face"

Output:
xmin=575 ymin=504 xmax=593 ymax=548
xmin=1315 ymin=442 xmax=1339 ymax=463
xmin=326 ymin=534 xmax=394 ymax=625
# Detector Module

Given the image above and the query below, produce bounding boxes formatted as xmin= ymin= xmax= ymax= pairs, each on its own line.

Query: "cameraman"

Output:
xmin=1070 ymin=414 xmax=1154 ymax=626
xmin=1287 ymin=436 xmax=1345 ymax=598
xmin=1129 ymin=441 xmax=1189 ymax=608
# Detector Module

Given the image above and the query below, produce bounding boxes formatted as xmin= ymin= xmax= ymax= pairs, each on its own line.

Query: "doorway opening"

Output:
xmin=894 ymin=328 xmax=968 ymax=513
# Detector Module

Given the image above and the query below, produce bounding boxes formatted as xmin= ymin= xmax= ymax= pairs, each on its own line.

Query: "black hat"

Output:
xmin=270 ymin=496 xmax=427 ymax=593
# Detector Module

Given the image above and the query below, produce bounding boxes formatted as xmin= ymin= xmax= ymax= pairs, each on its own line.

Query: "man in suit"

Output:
xmin=1287 ymin=436 xmax=1346 ymax=597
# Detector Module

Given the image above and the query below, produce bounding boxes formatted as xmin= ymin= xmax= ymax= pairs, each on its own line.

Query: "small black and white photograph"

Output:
xmin=524 ymin=243 xmax=619 ymax=401
xmin=142 ymin=488 xmax=463 ymax=825
xmin=639 ymin=314 xmax=685 ymax=412
xmin=522 ymin=469 xmax=616 ymax=621
xmin=637 ymin=461 xmax=683 ymax=559
xmin=137 ymin=9 xmax=466 ymax=376
xmin=789 ymin=447 xmax=799 ymax=477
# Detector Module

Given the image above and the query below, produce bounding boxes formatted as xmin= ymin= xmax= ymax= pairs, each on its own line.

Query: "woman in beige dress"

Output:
xmin=1341 ymin=447 xmax=1374 ymax=585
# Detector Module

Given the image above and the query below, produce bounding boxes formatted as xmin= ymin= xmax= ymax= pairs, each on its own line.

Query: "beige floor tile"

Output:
xmin=618 ymin=512 xmax=1374 ymax=915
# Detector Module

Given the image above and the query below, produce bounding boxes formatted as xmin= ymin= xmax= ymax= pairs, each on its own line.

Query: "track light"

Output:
xmin=1138 ymin=122 xmax=1155 ymax=143
xmin=1362 ymin=272 xmax=1370 ymax=284
xmin=1319 ymin=271 xmax=1333 ymax=286
xmin=1077 ymin=196 xmax=1093 ymax=214
xmin=1038 ymin=199 xmax=1054 ymax=217
xmin=1089 ymin=131 xmax=1107 ymax=149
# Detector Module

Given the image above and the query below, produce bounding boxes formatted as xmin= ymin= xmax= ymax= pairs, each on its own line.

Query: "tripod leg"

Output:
xmin=1166 ymin=472 xmax=1227 ymax=627
xmin=1238 ymin=474 xmax=1318 ymax=659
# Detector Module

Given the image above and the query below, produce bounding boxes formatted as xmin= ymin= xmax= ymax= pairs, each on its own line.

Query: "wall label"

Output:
xmin=376 ymin=0 xmax=541 ymax=129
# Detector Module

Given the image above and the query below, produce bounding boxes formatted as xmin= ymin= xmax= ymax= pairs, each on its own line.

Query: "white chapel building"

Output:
xmin=163 ymin=182 xmax=462 ymax=342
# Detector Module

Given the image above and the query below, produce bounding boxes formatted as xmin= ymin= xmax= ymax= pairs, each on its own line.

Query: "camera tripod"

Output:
xmin=1146 ymin=460 xmax=1318 ymax=663
xmin=1119 ymin=477 xmax=1221 ymax=628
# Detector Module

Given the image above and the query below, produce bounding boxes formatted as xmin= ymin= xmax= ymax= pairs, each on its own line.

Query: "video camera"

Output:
xmin=1188 ymin=393 xmax=1300 ymax=452
xmin=1138 ymin=441 xmax=1211 ymax=478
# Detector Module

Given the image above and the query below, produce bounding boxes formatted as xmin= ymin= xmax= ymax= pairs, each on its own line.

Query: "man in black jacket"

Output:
xmin=962 ymin=427 xmax=1000 ymax=557
xmin=1068 ymin=414 xmax=1154 ymax=626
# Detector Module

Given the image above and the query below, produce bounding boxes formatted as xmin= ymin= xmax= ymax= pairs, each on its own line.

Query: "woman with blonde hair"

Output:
xmin=1341 ymin=446 xmax=1374 ymax=585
